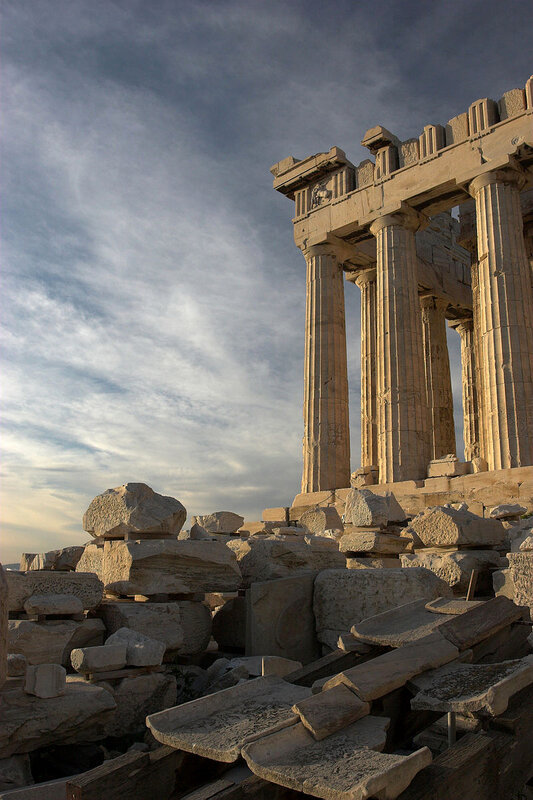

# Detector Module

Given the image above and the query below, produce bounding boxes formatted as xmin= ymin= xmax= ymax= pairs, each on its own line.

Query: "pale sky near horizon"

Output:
xmin=1 ymin=0 xmax=532 ymax=565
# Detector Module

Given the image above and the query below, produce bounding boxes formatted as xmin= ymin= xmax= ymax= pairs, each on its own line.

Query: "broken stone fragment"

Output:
xmin=519 ymin=535 xmax=533 ymax=551
xmin=102 ymin=539 xmax=241 ymax=596
xmin=105 ymin=627 xmax=165 ymax=667
xmin=70 ymin=644 xmax=127 ymax=673
xmin=299 ymin=506 xmax=343 ymax=535
xmin=8 ymin=617 xmax=105 ymax=666
xmin=75 ymin=542 xmax=104 ymax=580
xmin=24 ymin=664 xmax=66 ymax=699
xmin=19 ymin=546 xmax=85 ymax=572
xmin=6 ymin=570 xmax=103 ymax=614
xmin=292 ymin=683 xmax=370 ymax=740
xmin=489 ymin=504 xmax=527 ymax=519
xmin=83 ymin=482 xmax=186 ymax=537
xmin=344 ymin=489 xmax=390 ymax=528
xmin=23 ymin=593 xmax=84 ymax=616
xmin=408 ymin=506 xmax=506 ymax=548
xmin=191 ymin=511 xmax=244 ymax=534
xmin=93 ymin=672 xmax=177 ymax=737
xmin=7 ymin=654 xmax=26 ymax=677
xmin=340 ymin=530 xmax=406 ymax=555
xmin=400 ymin=549 xmax=501 ymax=594
xmin=178 ymin=523 xmax=214 ymax=540
xmin=261 ymin=656 xmax=302 ymax=677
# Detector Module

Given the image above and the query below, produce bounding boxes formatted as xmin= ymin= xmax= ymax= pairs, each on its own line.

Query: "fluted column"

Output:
xmin=469 ymin=169 xmax=533 ymax=469
xmin=420 ymin=294 xmax=456 ymax=459
xmin=348 ymin=268 xmax=378 ymax=470
xmin=301 ymin=243 xmax=350 ymax=493
xmin=449 ymin=317 xmax=480 ymax=461
xmin=370 ymin=211 xmax=431 ymax=483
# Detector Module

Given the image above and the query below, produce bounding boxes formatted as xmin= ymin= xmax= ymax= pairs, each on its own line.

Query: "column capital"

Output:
xmin=346 ymin=266 xmax=377 ymax=286
xmin=301 ymin=242 xmax=340 ymax=259
xmin=448 ymin=316 xmax=474 ymax=335
xmin=419 ymin=293 xmax=449 ymax=312
xmin=468 ymin=166 xmax=528 ymax=197
xmin=369 ymin=205 xmax=427 ymax=236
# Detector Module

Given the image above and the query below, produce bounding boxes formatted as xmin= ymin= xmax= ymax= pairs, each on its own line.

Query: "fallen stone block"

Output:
xmin=83 ymin=482 xmax=186 ymax=537
xmin=23 ymin=594 xmax=83 ymax=616
xmin=400 ymin=549 xmax=501 ymax=594
xmin=19 ymin=546 xmax=85 ymax=573
xmin=437 ymin=595 xmax=523 ymax=650
xmin=228 ymin=537 xmax=344 ymax=588
xmin=24 ymin=664 xmax=66 ymax=699
xmin=242 ymin=718 xmax=431 ymax=800
xmin=0 ymin=754 xmax=33 ymax=792
xmin=520 ymin=535 xmax=533 ymax=551
xmin=425 ymin=597 xmax=485 ymax=615
xmin=102 ymin=539 xmax=241 ymax=595
xmin=427 ymin=455 xmax=469 ymax=478
xmin=8 ymin=618 xmax=105 ymax=666
xmin=313 ymin=568 xmax=450 ymax=651
xmin=489 ymin=504 xmax=527 ymax=519
xmin=262 ymin=656 xmax=302 ymax=677
xmin=504 ymin=552 xmax=533 ymax=617
xmin=94 ymin=672 xmax=177 ymax=737
xmin=6 ymin=571 xmax=103 ymax=614
xmin=340 ymin=530 xmax=406 ymax=554
xmin=292 ymin=683 xmax=370 ymax=740
xmin=75 ymin=543 xmax=104 ymax=580
xmin=408 ymin=506 xmax=506 ymax=548
xmin=7 ymin=655 xmax=26 ymax=678
xmin=299 ymin=506 xmax=343 ymax=535
xmin=0 ymin=683 xmax=116 ymax=757
xmin=191 ymin=511 xmax=244 ymax=534
xmin=106 ymin=627 xmax=165 ymax=666
xmin=146 ymin=676 xmax=311 ymax=762
xmin=178 ymin=523 xmax=214 ymax=540
xmin=351 ymin=599 xmax=456 ymax=646
xmin=71 ymin=644 xmax=127 ymax=674
xmin=344 ymin=489 xmax=390 ymax=528
xmin=409 ymin=655 xmax=533 ymax=716
xmin=323 ymin=632 xmax=459 ymax=700
xmin=346 ymin=557 xmax=400 ymax=569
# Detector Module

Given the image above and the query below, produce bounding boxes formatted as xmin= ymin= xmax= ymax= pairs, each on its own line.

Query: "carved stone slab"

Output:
xmin=351 ymin=599 xmax=455 ymax=646
xmin=409 ymin=655 xmax=533 ymax=716
xmin=437 ymin=596 xmax=523 ymax=650
xmin=146 ymin=676 xmax=311 ymax=762
xmin=425 ymin=597 xmax=485 ymax=615
xmin=292 ymin=684 xmax=370 ymax=740
xmin=242 ymin=717 xmax=432 ymax=800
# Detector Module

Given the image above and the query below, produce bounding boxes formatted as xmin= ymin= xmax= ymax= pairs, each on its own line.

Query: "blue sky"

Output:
xmin=1 ymin=0 xmax=531 ymax=564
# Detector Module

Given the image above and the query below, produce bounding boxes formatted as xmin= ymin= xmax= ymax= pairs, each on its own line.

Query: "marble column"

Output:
xmin=301 ymin=243 xmax=350 ymax=493
xmin=420 ymin=294 xmax=456 ymax=459
xmin=370 ymin=211 xmax=431 ymax=483
xmin=347 ymin=268 xmax=378 ymax=470
xmin=469 ymin=169 xmax=533 ymax=469
xmin=448 ymin=317 xmax=480 ymax=461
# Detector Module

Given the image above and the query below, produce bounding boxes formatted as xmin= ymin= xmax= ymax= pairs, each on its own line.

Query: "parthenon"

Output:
xmin=271 ymin=76 xmax=533 ymax=494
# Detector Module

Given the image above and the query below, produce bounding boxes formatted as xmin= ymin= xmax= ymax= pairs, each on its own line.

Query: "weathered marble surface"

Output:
xmin=20 ymin=546 xmax=84 ymax=572
xmin=242 ymin=717 xmax=431 ymax=800
xmin=408 ymin=506 xmax=505 ymax=548
xmin=351 ymin=599 xmax=455 ymax=646
xmin=292 ymin=684 xmax=370 ymax=740
xmin=409 ymin=655 xmax=533 ymax=716
xmin=191 ymin=511 xmax=244 ymax=534
xmin=83 ymin=482 xmax=186 ymax=537
xmin=339 ymin=530 xmax=406 ymax=555
xmin=147 ymin=676 xmax=311 ymax=762
xmin=400 ymin=549 xmax=501 ymax=594
xmin=106 ymin=627 xmax=165 ymax=667
xmin=344 ymin=489 xmax=390 ymax=528
xmin=23 ymin=594 xmax=83 ymax=616
xmin=313 ymin=568 xmax=450 ymax=650
xmin=70 ymin=644 xmax=127 ymax=674
xmin=8 ymin=618 xmax=105 ymax=666
xmin=425 ymin=597 xmax=485 ymax=615
xmin=299 ymin=506 xmax=343 ymax=535
xmin=6 ymin=572 xmax=103 ymax=613
xmin=24 ymin=664 xmax=66 ymax=699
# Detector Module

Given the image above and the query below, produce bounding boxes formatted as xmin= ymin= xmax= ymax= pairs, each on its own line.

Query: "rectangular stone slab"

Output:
xmin=146 ymin=676 xmax=311 ymax=762
xmin=409 ymin=655 xmax=533 ymax=716
xmin=323 ymin=632 xmax=459 ymax=700
xmin=339 ymin=531 xmax=407 ymax=555
xmin=351 ymin=599 xmax=455 ymax=646
xmin=437 ymin=596 xmax=523 ymax=650
xmin=425 ymin=598 xmax=485 ymax=615
xmin=292 ymin=684 xmax=370 ymax=740
xmin=242 ymin=717 xmax=432 ymax=800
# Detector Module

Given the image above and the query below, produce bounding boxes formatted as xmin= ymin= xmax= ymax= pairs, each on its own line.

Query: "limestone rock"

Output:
xmin=489 ymin=504 xmax=527 ymax=519
xmin=344 ymin=489 xmax=390 ymax=528
xmin=191 ymin=512 xmax=244 ymax=534
xmin=0 ymin=754 xmax=33 ymax=792
xmin=7 ymin=654 xmax=26 ymax=677
xmin=408 ymin=506 xmax=505 ymax=548
xmin=19 ymin=546 xmax=85 ymax=572
xmin=520 ymin=535 xmax=533 ymax=551
xmin=178 ymin=523 xmax=214 ymax=540
xmin=98 ymin=600 xmax=211 ymax=655
xmin=262 ymin=656 xmax=302 ymax=677
xmin=0 ymin=564 xmax=8 ymax=689
xmin=0 ymin=683 xmax=116 ymax=757
xmin=340 ymin=530 xmax=406 ymax=555
xmin=71 ymin=644 xmax=127 ymax=673
xmin=314 ymin=568 xmax=450 ymax=651
xmin=6 ymin=571 xmax=103 ymax=613
xmin=227 ymin=537 xmax=344 ymax=588
xmin=299 ymin=506 xmax=343 ymax=535
xmin=8 ymin=618 xmax=105 ymax=666
xmin=106 ymin=627 xmax=165 ymax=666
xmin=83 ymin=482 xmax=186 ymax=537
xmin=24 ymin=664 xmax=66 ymax=699
xmin=292 ymin=684 xmax=370 ymax=740
xmin=75 ymin=543 xmax=104 ymax=580
xmin=400 ymin=549 xmax=501 ymax=594
xmin=102 ymin=539 xmax=241 ymax=595
xmin=95 ymin=672 xmax=177 ymax=737
xmin=23 ymin=594 xmax=83 ymax=616
xmin=346 ymin=557 xmax=401 ymax=569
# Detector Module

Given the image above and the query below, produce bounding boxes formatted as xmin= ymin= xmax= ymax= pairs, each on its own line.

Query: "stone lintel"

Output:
xmin=272 ymin=146 xmax=353 ymax=198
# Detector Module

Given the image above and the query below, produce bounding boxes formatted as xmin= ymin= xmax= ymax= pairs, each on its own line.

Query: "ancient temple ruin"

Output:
xmin=271 ymin=76 xmax=533 ymax=493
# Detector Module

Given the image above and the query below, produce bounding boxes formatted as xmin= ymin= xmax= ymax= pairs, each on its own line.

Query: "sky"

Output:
xmin=1 ymin=0 xmax=532 ymax=564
